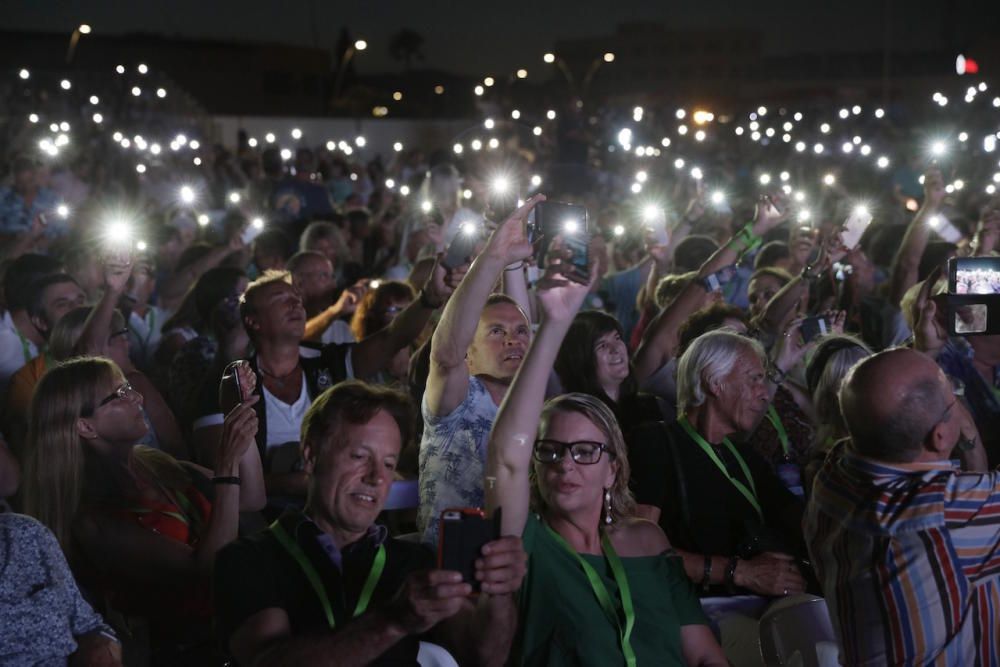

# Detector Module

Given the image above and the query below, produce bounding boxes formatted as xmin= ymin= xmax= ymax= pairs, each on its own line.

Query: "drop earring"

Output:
xmin=604 ymin=488 xmax=613 ymax=525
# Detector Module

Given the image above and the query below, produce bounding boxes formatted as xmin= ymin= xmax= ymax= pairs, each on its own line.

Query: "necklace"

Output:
xmin=259 ymin=361 xmax=301 ymax=388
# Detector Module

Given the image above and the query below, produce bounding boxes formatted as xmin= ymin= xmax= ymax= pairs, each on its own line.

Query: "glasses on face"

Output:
xmin=88 ymin=381 xmax=138 ymax=414
xmin=532 ymin=439 xmax=612 ymax=465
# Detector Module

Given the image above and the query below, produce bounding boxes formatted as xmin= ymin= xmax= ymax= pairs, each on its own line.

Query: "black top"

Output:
xmin=628 ymin=419 xmax=806 ymax=561
xmin=214 ymin=508 xmax=434 ymax=666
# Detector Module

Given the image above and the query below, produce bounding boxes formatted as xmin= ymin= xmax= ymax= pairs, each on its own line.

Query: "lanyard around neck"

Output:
xmin=16 ymin=330 xmax=33 ymax=363
xmin=269 ymin=520 xmax=386 ymax=630
xmin=765 ymin=405 xmax=790 ymax=458
xmin=545 ymin=525 xmax=637 ymax=667
xmin=678 ymin=416 xmax=763 ymax=519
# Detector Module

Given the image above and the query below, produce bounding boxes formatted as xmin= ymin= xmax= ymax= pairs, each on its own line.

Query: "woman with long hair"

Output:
xmin=350 ymin=279 xmax=416 ymax=385
xmin=19 ymin=356 xmax=263 ymax=661
xmin=487 ymin=264 xmax=725 ymax=666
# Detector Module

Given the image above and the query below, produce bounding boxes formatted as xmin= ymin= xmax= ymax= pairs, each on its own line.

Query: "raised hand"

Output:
xmin=474 ymin=535 xmax=528 ymax=596
xmin=103 ymin=253 xmax=134 ymax=295
xmin=484 ymin=194 xmax=544 ymax=266
xmin=217 ymin=396 xmax=260 ymax=472
xmin=752 ymin=194 xmax=789 ymax=236
xmin=913 ymin=267 xmax=948 ymax=359
xmin=535 ymin=242 xmax=598 ymax=323
xmin=923 ymin=168 xmax=946 ymax=208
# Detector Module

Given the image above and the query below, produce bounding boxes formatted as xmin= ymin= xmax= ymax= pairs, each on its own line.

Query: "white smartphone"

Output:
xmin=840 ymin=208 xmax=873 ymax=250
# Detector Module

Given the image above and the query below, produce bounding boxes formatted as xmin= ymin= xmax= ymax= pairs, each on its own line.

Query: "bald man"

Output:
xmin=804 ymin=348 xmax=998 ymax=665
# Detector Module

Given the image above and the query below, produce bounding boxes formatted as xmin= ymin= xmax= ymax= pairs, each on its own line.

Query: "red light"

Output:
xmin=956 ymin=54 xmax=980 ymax=75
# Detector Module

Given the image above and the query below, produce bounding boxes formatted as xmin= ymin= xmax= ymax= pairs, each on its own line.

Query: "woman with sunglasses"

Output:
xmin=486 ymin=261 xmax=726 ymax=666
xmin=19 ymin=356 xmax=264 ymax=663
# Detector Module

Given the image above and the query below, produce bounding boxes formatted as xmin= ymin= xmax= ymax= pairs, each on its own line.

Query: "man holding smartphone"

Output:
xmin=215 ymin=381 xmax=525 ymax=666
xmin=417 ymin=195 xmax=541 ymax=545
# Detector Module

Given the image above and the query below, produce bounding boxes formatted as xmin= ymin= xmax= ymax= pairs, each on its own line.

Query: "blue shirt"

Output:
xmin=0 ymin=187 xmax=60 ymax=236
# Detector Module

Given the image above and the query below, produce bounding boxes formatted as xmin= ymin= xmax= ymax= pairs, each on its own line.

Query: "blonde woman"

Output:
xmin=486 ymin=261 xmax=726 ymax=666
xmin=19 ymin=356 xmax=263 ymax=661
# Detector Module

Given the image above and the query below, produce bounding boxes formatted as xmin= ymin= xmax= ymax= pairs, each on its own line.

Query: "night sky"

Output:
xmin=4 ymin=0 xmax=993 ymax=77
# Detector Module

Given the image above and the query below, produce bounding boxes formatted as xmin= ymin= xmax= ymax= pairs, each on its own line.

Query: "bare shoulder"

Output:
xmin=608 ymin=516 xmax=672 ymax=557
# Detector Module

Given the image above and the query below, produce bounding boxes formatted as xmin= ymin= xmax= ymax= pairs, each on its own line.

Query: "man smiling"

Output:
xmin=215 ymin=380 xmax=525 ymax=666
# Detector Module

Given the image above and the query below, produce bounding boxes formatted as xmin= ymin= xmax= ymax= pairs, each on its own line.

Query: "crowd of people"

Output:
xmin=2 ymin=58 xmax=1000 ymax=666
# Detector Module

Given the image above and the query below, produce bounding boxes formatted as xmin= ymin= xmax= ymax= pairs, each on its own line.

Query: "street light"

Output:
xmin=66 ymin=23 xmax=92 ymax=64
xmin=334 ymin=37 xmax=368 ymax=98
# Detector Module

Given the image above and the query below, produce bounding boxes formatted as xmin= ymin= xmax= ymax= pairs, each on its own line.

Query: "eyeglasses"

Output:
xmin=94 ymin=381 xmax=138 ymax=411
xmin=532 ymin=439 xmax=612 ymax=465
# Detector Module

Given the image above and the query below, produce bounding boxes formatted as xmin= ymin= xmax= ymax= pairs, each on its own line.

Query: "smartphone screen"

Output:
xmin=443 ymin=223 xmax=482 ymax=269
xmin=800 ymin=316 xmax=829 ymax=343
xmin=840 ymin=208 xmax=872 ymax=250
xmin=950 ymin=257 xmax=1000 ymax=295
xmin=532 ymin=201 xmax=588 ymax=266
xmin=562 ymin=233 xmax=590 ymax=284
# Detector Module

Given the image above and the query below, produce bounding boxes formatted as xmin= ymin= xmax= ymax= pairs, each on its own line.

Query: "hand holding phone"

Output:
xmin=442 ymin=222 xmax=482 ymax=270
xmin=840 ymin=207 xmax=873 ymax=250
xmin=437 ymin=508 xmax=501 ymax=592
xmin=220 ymin=360 xmax=255 ymax=414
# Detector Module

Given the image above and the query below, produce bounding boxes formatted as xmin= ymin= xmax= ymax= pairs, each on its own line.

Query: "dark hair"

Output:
xmin=672 ymin=235 xmax=719 ymax=273
xmin=301 ymin=380 xmax=415 ymax=461
xmin=3 ymin=253 xmax=62 ymax=311
xmin=351 ymin=280 xmax=416 ymax=340
xmin=238 ymin=270 xmax=291 ymax=337
xmin=754 ymin=241 xmax=790 ymax=269
xmin=554 ymin=311 xmax=637 ymax=410
xmin=286 ymin=250 xmax=330 ymax=274
xmin=161 ymin=267 xmax=246 ymax=334
xmin=749 ymin=266 xmax=793 ymax=287
xmin=253 ymin=229 xmax=292 ymax=260
xmin=918 ymin=241 xmax=956 ymax=283
xmin=677 ymin=303 xmax=748 ymax=356
xmin=26 ymin=273 xmax=80 ymax=319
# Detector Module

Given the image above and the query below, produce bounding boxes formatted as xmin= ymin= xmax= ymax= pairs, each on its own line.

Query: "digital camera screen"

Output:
xmin=955 ymin=268 xmax=1000 ymax=295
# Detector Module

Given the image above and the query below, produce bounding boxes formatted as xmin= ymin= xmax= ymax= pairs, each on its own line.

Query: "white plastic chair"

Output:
xmin=758 ymin=596 xmax=839 ymax=667
xmin=417 ymin=641 xmax=460 ymax=667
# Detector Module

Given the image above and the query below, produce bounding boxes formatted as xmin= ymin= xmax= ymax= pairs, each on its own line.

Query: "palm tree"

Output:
xmin=389 ymin=29 xmax=425 ymax=69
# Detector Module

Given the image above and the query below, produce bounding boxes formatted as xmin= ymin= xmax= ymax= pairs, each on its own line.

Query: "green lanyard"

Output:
xmin=678 ymin=416 xmax=763 ymax=519
xmin=15 ymin=330 xmax=33 ymax=364
xmin=765 ymin=405 xmax=790 ymax=459
xmin=546 ymin=526 xmax=637 ymax=667
xmin=269 ymin=520 xmax=386 ymax=630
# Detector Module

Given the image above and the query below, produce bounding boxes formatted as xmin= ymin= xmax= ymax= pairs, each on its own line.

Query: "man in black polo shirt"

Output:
xmin=214 ymin=380 xmax=525 ymax=666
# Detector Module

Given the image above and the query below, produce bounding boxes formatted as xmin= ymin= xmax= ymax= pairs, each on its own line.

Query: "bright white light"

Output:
xmin=471 ymin=139 xmax=482 ymax=151
xmin=280 ymin=148 xmax=292 ymax=160
xmin=60 ymin=79 xmax=71 ymax=90
xmin=795 ymin=141 xmax=806 ymax=152
xmin=291 ymin=128 xmax=302 ymax=140
xmin=757 ymin=106 xmax=768 ymax=116
xmin=393 ymin=141 xmax=403 ymax=152
xmin=759 ymin=173 xmax=772 ymax=185
xmin=631 ymin=183 xmax=642 ymax=194
xmin=197 ymin=214 xmax=210 ymax=226
xmin=265 ymin=133 xmax=275 ymax=143
xmin=228 ymin=192 xmax=241 ymax=204
xmin=636 ymin=170 xmax=648 ymax=183
xmin=355 ymin=136 xmax=366 ymax=147
xmin=484 ymin=118 xmax=495 ymax=129
xmin=852 ymin=105 xmax=861 ymax=115
xmin=18 ymin=69 xmax=29 ymax=80
xmin=765 ymin=128 xmax=775 ymax=137
xmin=115 ymin=65 xmax=125 ymax=74
xmin=954 ymin=179 xmax=965 ymax=190
xmin=794 ymin=191 xmax=806 ymax=203
xmin=484 ymin=76 xmax=495 ymax=87
xmin=193 ymin=157 xmax=202 ymax=165
xmin=543 ymin=53 xmax=556 ymax=63
xmin=516 ymin=69 xmax=527 ymax=79
xmin=780 ymin=171 xmax=790 ymax=181
xmin=531 ymin=174 xmax=542 ymax=187
xmin=988 ymin=185 xmax=997 ymax=195
xmin=877 ymin=156 xmax=890 ymax=169
xmin=463 ymin=189 xmax=473 ymax=200
xmin=674 ymin=158 xmax=685 ymax=169
xmin=820 ymin=123 xmax=831 ymax=134
xmin=695 ymin=130 xmax=706 ymax=142
xmin=28 ymin=113 xmax=38 ymax=123
xmin=798 ymin=210 xmax=811 ymax=223
xmin=793 ymin=112 xmax=803 ymax=121
xmin=930 ymin=140 xmax=947 ymax=157
xmin=251 ymin=217 xmax=264 ymax=229
xmin=131 ymin=86 xmax=141 ymax=97
xmin=675 ymin=109 xmax=686 ymax=120
xmin=823 ymin=173 xmax=836 ymax=186
xmin=421 ymin=200 xmax=432 ymax=213
xmin=92 ymin=112 xmax=103 ymax=124
xmin=137 ymin=63 xmax=148 ymax=74
xmin=842 ymin=142 xmax=854 ymax=154
xmin=156 ymin=88 xmax=166 ymax=98
xmin=400 ymin=185 xmax=410 ymax=196
xmin=711 ymin=191 xmax=725 ymax=205
xmin=56 ymin=204 xmax=69 ymax=218
xmin=135 ymin=164 xmax=146 ymax=174
xmin=180 ymin=186 xmax=195 ymax=204
xmin=735 ymin=127 xmax=744 ymax=136
xmin=189 ymin=140 xmax=200 ymax=150
xmin=547 ymin=110 xmax=557 ymax=120
xmin=813 ymin=143 xmax=824 ymax=154
xmin=385 ymin=179 xmax=395 ymax=189
xmin=532 ymin=126 xmax=542 ymax=136
xmin=690 ymin=167 xmax=703 ymax=180
xmin=564 ymin=219 xmax=580 ymax=234
xmin=120 ymin=138 xmax=130 ymax=148
xmin=860 ymin=144 xmax=871 ymax=156
xmin=488 ymin=137 xmax=499 ymax=149
xmin=677 ymin=125 xmax=688 ymax=135
xmin=511 ymin=109 xmax=521 ymax=119
xmin=875 ymin=108 xmax=885 ymax=118
xmin=474 ymin=85 xmax=484 ymax=96
xmin=838 ymin=108 xmax=849 ymax=119
xmin=613 ymin=224 xmax=625 ymax=236
xmin=985 ymin=136 xmax=997 ymax=153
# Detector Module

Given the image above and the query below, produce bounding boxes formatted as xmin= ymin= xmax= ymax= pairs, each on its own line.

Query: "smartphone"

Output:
xmin=563 ymin=232 xmax=591 ymax=284
xmin=642 ymin=207 xmax=670 ymax=246
xmin=704 ymin=265 xmax=736 ymax=292
xmin=840 ymin=208 xmax=873 ymax=250
xmin=437 ymin=508 xmax=501 ymax=592
xmin=949 ymin=257 xmax=1000 ymax=295
xmin=530 ymin=201 xmax=588 ymax=264
xmin=929 ymin=214 xmax=963 ymax=244
xmin=442 ymin=223 xmax=482 ymax=269
xmin=800 ymin=315 xmax=830 ymax=343
xmin=219 ymin=360 xmax=246 ymax=414
xmin=242 ymin=222 xmax=265 ymax=245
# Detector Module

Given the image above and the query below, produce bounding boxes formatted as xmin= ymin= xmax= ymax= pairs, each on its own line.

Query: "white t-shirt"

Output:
xmin=127 ymin=306 xmax=168 ymax=369
xmin=320 ymin=319 xmax=356 ymax=345
xmin=262 ymin=373 xmax=310 ymax=473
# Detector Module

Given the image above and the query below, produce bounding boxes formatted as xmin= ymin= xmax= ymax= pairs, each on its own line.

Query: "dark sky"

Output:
xmin=4 ymin=0 xmax=991 ymax=76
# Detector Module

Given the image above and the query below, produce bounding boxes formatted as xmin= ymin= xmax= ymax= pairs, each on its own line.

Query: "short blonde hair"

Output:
xmin=533 ymin=392 xmax=636 ymax=523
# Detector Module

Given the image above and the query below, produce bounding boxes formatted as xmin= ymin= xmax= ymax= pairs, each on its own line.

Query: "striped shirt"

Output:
xmin=805 ymin=441 xmax=1000 ymax=666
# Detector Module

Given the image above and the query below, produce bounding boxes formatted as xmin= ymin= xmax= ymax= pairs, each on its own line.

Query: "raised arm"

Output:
xmin=425 ymin=195 xmax=542 ymax=417
xmin=78 ymin=256 xmax=132 ymax=356
xmin=352 ymin=259 xmax=463 ymax=380
xmin=486 ymin=259 xmax=595 ymax=536
xmin=634 ymin=195 xmax=788 ymax=382
xmin=303 ymin=284 xmax=361 ymax=341
xmin=889 ymin=168 xmax=945 ymax=307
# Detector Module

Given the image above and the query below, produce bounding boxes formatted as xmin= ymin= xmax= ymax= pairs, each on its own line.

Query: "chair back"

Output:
xmin=759 ymin=596 xmax=838 ymax=667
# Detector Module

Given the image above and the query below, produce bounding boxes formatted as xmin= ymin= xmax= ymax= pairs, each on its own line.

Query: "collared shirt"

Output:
xmin=937 ymin=337 xmax=1000 ymax=465
xmin=0 ymin=514 xmax=116 ymax=666
xmin=805 ymin=441 xmax=1000 ymax=666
